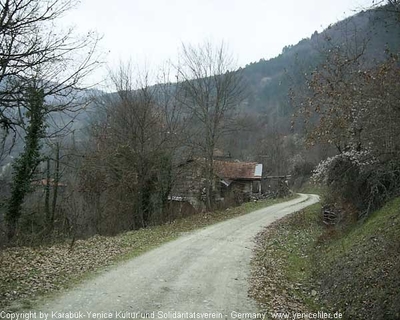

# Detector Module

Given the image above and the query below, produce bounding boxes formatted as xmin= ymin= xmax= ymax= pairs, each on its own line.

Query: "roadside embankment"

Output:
xmin=250 ymin=197 xmax=400 ymax=319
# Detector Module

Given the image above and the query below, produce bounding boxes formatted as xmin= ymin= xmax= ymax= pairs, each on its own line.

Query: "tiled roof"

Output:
xmin=214 ymin=160 xmax=262 ymax=180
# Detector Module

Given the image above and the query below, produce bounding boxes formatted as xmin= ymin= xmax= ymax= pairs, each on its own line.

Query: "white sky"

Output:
xmin=60 ymin=0 xmax=374 ymax=87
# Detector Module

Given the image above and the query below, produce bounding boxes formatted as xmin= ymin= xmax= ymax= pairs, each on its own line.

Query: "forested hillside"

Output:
xmin=224 ymin=4 xmax=400 ymax=178
xmin=0 ymin=1 xmax=399 ymax=246
xmin=243 ymin=6 xmax=400 ymax=119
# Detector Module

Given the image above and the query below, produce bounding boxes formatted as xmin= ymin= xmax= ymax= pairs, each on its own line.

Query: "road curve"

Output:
xmin=34 ymin=194 xmax=319 ymax=319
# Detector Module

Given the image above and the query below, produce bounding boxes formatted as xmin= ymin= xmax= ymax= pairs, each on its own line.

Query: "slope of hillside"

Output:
xmin=315 ymin=197 xmax=400 ymax=319
xmin=242 ymin=5 xmax=400 ymax=126
xmin=250 ymin=196 xmax=400 ymax=319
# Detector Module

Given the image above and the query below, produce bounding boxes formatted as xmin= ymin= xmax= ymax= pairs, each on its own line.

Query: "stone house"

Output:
xmin=169 ymin=159 xmax=263 ymax=212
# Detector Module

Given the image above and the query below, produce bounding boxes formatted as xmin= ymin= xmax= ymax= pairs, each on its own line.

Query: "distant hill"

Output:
xmin=4 ymin=4 xmax=398 ymax=170
xmin=75 ymin=5 xmax=399 ymax=138
xmin=240 ymin=5 xmax=400 ymax=130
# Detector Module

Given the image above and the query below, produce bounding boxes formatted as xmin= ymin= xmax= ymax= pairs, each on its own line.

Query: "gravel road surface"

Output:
xmin=33 ymin=193 xmax=319 ymax=319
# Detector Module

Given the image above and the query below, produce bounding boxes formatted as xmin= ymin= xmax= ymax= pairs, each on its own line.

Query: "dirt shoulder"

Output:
xmin=25 ymin=194 xmax=318 ymax=318
xmin=1 ymin=195 xmax=297 ymax=311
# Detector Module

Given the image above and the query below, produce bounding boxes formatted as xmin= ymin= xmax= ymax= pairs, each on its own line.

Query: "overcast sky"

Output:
xmin=60 ymin=0 xmax=373 ymax=86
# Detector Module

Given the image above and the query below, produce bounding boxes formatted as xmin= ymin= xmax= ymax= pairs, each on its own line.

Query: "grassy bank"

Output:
xmin=249 ymin=204 xmax=323 ymax=315
xmin=0 ymin=195 xmax=295 ymax=310
xmin=250 ymin=197 xmax=400 ymax=319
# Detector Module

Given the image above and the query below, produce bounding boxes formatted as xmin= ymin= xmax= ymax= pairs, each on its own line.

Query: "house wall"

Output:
xmin=252 ymin=180 xmax=261 ymax=194
xmin=170 ymin=160 xmax=262 ymax=210
xmin=262 ymin=177 xmax=290 ymax=195
xmin=172 ymin=162 xmax=203 ymax=197
xmin=170 ymin=161 xmax=205 ymax=211
xmin=166 ymin=201 xmax=197 ymax=220
xmin=221 ymin=180 xmax=257 ymax=205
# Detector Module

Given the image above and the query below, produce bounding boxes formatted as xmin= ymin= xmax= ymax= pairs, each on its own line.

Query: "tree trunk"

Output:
xmin=50 ymin=143 xmax=60 ymax=231
xmin=205 ymin=145 xmax=214 ymax=211
xmin=5 ymin=87 xmax=45 ymax=241
xmin=45 ymin=157 xmax=51 ymax=229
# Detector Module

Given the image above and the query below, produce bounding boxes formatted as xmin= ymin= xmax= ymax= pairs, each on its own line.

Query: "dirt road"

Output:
xmin=33 ymin=194 xmax=319 ymax=319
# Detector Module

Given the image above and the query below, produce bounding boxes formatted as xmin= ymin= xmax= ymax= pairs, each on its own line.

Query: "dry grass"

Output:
xmin=249 ymin=204 xmax=323 ymax=317
xmin=250 ymin=197 xmax=400 ymax=320
xmin=0 ymin=195 xmax=295 ymax=310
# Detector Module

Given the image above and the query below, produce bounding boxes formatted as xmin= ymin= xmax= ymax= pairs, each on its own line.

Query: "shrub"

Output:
xmin=313 ymin=150 xmax=400 ymax=218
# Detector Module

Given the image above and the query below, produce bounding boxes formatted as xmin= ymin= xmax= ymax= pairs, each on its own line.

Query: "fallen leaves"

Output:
xmin=0 ymin=235 xmax=127 ymax=308
xmin=250 ymin=199 xmax=400 ymax=320
xmin=0 ymin=196 xmax=295 ymax=309
xmin=248 ymin=204 xmax=323 ymax=315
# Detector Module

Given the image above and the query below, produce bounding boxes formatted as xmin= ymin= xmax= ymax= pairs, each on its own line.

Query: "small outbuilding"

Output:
xmin=214 ymin=160 xmax=263 ymax=197
xmin=169 ymin=159 xmax=263 ymax=212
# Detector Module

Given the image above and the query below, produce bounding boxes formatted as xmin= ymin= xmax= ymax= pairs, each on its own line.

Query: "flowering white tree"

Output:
xmin=300 ymin=31 xmax=400 ymax=216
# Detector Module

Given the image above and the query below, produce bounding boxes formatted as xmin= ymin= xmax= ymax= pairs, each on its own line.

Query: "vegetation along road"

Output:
xmin=31 ymin=194 xmax=319 ymax=319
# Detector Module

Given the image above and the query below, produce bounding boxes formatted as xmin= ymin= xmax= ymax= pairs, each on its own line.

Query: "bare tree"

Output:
xmin=0 ymin=0 xmax=100 ymax=135
xmin=79 ymin=64 xmax=183 ymax=232
xmin=373 ymin=0 xmax=400 ymax=15
xmin=0 ymin=0 xmax=100 ymax=241
xmin=298 ymin=20 xmax=400 ymax=216
xmin=175 ymin=41 xmax=247 ymax=210
xmin=293 ymin=20 xmax=370 ymax=153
